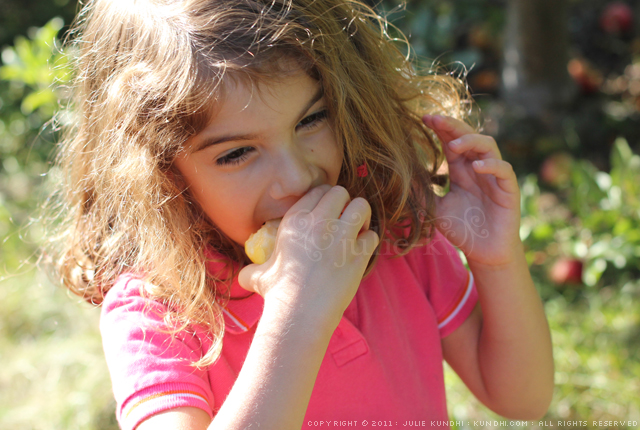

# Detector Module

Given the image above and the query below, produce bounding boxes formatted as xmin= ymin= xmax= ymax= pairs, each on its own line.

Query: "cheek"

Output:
xmin=197 ymin=179 xmax=238 ymax=218
xmin=200 ymin=182 xmax=255 ymax=227
xmin=328 ymin=137 xmax=344 ymax=181
xmin=316 ymin=128 xmax=343 ymax=173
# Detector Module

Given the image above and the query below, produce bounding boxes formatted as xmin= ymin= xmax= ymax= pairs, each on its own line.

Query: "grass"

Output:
xmin=0 ymin=268 xmax=117 ymax=430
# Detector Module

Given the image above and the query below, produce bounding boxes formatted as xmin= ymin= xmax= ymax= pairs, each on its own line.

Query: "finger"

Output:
xmin=284 ymin=184 xmax=333 ymax=220
xmin=238 ymin=263 xmax=261 ymax=295
xmin=448 ymin=134 xmax=502 ymax=161
xmin=472 ymin=159 xmax=519 ymax=194
xmin=423 ymin=115 xmax=476 ymax=144
xmin=355 ymin=228 xmax=380 ymax=258
xmin=339 ymin=197 xmax=372 ymax=234
xmin=312 ymin=185 xmax=352 ymax=219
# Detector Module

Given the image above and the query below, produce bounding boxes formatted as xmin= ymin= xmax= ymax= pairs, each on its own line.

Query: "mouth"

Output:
xmin=258 ymin=216 xmax=284 ymax=228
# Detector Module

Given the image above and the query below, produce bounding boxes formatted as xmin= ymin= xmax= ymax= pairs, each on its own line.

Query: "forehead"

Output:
xmin=181 ymin=70 xmax=322 ymax=151
xmin=219 ymin=70 xmax=318 ymax=112
xmin=190 ymin=53 xmax=317 ymax=125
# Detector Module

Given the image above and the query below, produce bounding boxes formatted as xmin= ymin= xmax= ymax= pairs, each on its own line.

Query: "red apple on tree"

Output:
xmin=549 ymin=258 xmax=584 ymax=285
xmin=568 ymin=58 xmax=602 ymax=94
xmin=540 ymin=152 xmax=574 ymax=187
xmin=600 ymin=2 xmax=633 ymax=35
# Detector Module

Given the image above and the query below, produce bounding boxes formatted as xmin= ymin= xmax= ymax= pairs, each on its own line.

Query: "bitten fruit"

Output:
xmin=245 ymin=219 xmax=282 ymax=264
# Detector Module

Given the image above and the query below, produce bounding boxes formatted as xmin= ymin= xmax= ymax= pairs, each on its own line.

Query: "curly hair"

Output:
xmin=46 ymin=0 xmax=472 ymax=366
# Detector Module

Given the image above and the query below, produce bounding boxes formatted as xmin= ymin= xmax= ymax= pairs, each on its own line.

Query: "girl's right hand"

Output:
xmin=238 ymin=184 xmax=379 ymax=327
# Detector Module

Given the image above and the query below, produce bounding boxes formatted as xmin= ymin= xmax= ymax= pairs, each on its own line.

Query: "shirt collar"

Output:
xmin=205 ymin=248 xmax=264 ymax=335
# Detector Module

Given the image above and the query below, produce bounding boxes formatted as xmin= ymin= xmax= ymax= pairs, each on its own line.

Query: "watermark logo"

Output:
xmin=420 ymin=206 xmax=490 ymax=255
xmin=285 ymin=209 xmax=365 ymax=263
xmin=281 ymin=206 xmax=489 ymax=267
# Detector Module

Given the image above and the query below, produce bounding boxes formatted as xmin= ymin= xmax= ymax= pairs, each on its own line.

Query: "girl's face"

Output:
xmin=174 ymin=72 xmax=343 ymax=246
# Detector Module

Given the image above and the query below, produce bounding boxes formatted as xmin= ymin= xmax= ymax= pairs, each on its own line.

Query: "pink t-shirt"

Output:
xmin=100 ymin=230 xmax=478 ymax=430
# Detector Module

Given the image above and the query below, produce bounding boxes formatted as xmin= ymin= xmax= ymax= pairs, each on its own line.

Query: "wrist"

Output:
xmin=260 ymin=291 xmax=341 ymax=341
xmin=467 ymin=240 xmax=526 ymax=274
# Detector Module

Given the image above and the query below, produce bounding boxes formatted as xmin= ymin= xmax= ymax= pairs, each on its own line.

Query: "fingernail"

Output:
xmin=474 ymin=160 xmax=484 ymax=167
xmin=449 ymin=139 xmax=461 ymax=147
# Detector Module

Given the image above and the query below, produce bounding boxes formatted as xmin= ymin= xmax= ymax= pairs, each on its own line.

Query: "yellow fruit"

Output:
xmin=244 ymin=219 xmax=281 ymax=264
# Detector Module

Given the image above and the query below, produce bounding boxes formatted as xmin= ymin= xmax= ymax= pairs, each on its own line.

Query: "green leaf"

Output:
xmin=532 ymin=222 xmax=554 ymax=240
xmin=21 ymin=89 xmax=56 ymax=115
xmin=0 ymin=62 xmax=23 ymax=81
xmin=0 ymin=17 xmax=71 ymax=118
xmin=584 ymin=258 xmax=607 ymax=286
xmin=611 ymin=137 xmax=632 ymax=172
xmin=520 ymin=174 xmax=539 ymax=216
xmin=613 ymin=218 xmax=633 ymax=236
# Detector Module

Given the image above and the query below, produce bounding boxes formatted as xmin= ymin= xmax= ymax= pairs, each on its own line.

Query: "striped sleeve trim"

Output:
xmin=437 ymin=270 xmax=474 ymax=330
xmin=222 ymin=307 xmax=251 ymax=332
xmin=119 ymin=385 xmax=212 ymax=430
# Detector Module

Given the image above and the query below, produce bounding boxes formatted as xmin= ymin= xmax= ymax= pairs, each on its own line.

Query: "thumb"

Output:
xmin=237 ymin=263 xmax=262 ymax=295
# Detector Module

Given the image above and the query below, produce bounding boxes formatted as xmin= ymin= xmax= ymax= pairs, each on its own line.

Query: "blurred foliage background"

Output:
xmin=0 ymin=0 xmax=639 ymax=429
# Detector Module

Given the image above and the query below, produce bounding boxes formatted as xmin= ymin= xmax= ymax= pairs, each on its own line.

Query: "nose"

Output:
xmin=268 ymin=145 xmax=317 ymax=200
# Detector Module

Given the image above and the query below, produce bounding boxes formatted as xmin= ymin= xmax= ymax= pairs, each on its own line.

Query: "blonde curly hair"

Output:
xmin=47 ymin=0 xmax=472 ymax=366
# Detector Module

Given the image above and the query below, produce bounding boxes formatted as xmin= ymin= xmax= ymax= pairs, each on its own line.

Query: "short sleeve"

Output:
xmin=409 ymin=230 xmax=479 ymax=338
xmin=100 ymin=275 xmax=215 ymax=430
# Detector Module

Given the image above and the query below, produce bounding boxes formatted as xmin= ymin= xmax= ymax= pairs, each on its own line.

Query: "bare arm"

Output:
xmin=211 ymin=295 xmax=341 ymax=428
xmin=424 ymin=115 xmax=554 ymax=420
xmin=442 ymin=243 xmax=554 ymax=420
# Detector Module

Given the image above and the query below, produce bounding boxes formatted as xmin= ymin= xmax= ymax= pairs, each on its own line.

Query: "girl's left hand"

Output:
xmin=422 ymin=115 xmax=522 ymax=269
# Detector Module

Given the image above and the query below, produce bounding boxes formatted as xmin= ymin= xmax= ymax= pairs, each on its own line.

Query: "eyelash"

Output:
xmin=216 ymin=109 xmax=329 ymax=166
xmin=216 ymin=146 xmax=255 ymax=166
xmin=296 ymin=109 xmax=328 ymax=130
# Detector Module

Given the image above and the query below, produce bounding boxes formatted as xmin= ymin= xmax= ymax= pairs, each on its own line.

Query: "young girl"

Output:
xmin=49 ymin=0 xmax=554 ymax=428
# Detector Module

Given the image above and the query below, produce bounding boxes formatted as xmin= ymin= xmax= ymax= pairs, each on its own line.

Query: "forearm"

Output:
xmin=209 ymin=296 xmax=336 ymax=430
xmin=469 ymin=242 xmax=554 ymax=419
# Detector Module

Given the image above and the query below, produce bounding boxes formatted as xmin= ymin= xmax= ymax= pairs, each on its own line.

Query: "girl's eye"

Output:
xmin=297 ymin=109 xmax=328 ymax=130
xmin=216 ymin=147 xmax=255 ymax=166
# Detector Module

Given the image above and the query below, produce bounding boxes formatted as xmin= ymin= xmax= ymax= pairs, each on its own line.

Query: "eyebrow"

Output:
xmin=193 ymin=85 xmax=325 ymax=153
